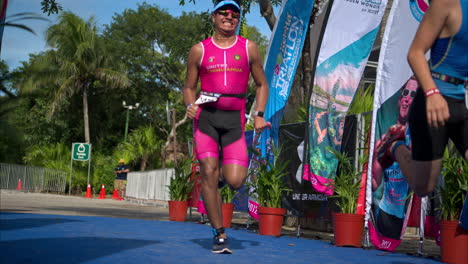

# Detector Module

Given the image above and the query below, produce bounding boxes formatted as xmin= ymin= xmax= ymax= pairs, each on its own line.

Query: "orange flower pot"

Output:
xmin=258 ymin=207 xmax=286 ymax=236
xmin=168 ymin=200 xmax=188 ymax=222
xmin=440 ymin=220 xmax=468 ymax=264
xmin=333 ymin=212 xmax=364 ymax=247
xmin=222 ymin=203 xmax=235 ymax=228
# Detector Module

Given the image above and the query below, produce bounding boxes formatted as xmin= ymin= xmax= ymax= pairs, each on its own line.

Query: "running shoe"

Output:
xmin=374 ymin=124 xmax=406 ymax=169
xmin=212 ymin=236 xmax=232 ymax=254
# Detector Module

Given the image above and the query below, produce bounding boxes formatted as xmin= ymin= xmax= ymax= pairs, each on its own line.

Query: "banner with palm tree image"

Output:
xmin=304 ymin=0 xmax=388 ymax=196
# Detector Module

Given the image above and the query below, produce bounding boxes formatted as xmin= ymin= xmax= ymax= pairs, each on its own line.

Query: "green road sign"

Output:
xmin=72 ymin=143 xmax=91 ymax=161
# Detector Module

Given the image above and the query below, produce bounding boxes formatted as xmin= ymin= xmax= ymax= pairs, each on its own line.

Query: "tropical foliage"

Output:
xmin=41 ymin=0 xmax=62 ymax=15
xmin=220 ymin=184 xmax=239 ymax=204
xmin=347 ymin=83 xmax=374 ymax=115
xmin=328 ymin=148 xmax=365 ymax=214
xmin=248 ymin=145 xmax=291 ymax=208
xmin=114 ymin=125 xmax=164 ymax=171
xmin=167 ymin=158 xmax=194 ymax=201
xmin=439 ymin=147 xmax=468 ymax=221
xmin=1 ymin=2 xmax=269 ymax=194
xmin=0 ymin=12 xmax=49 ymax=35
xmin=44 ymin=12 xmax=130 ymax=143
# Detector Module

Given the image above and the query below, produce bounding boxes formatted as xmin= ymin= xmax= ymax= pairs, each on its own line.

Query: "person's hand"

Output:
xmin=426 ymin=94 xmax=449 ymax=128
xmin=254 ymin=116 xmax=270 ymax=133
xmin=186 ymin=104 xmax=199 ymax=119
xmin=317 ymin=133 xmax=325 ymax=144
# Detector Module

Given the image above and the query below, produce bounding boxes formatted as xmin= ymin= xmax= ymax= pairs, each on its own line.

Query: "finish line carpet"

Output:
xmin=0 ymin=213 xmax=440 ymax=264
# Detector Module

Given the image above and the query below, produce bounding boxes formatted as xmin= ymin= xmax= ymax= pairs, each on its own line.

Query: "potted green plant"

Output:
xmin=249 ymin=145 xmax=291 ymax=236
xmin=328 ymin=147 xmax=366 ymax=247
xmin=438 ymin=148 xmax=468 ymax=264
xmin=220 ymin=184 xmax=238 ymax=228
xmin=167 ymin=158 xmax=194 ymax=222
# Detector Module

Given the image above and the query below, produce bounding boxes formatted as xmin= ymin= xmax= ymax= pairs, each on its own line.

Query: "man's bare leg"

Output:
xmin=222 ymin=164 xmax=248 ymax=190
xmin=199 ymin=157 xmax=225 ymax=237
xmin=200 ymin=161 xmax=248 ymax=234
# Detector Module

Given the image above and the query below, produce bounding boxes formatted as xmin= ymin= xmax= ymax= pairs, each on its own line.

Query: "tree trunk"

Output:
xmin=283 ymin=24 xmax=312 ymax=123
xmin=301 ymin=28 xmax=312 ymax=104
xmin=258 ymin=0 xmax=276 ymax=30
xmin=83 ymin=84 xmax=90 ymax=143
xmin=140 ymin=155 xmax=147 ymax=171
xmin=163 ymin=114 xmax=189 ymax=164
xmin=245 ymin=0 xmax=277 ymax=124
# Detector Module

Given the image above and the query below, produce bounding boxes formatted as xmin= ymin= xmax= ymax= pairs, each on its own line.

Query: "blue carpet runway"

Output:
xmin=0 ymin=213 xmax=440 ymax=264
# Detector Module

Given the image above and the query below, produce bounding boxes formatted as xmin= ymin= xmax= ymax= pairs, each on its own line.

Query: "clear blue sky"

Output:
xmin=1 ymin=0 xmax=277 ymax=70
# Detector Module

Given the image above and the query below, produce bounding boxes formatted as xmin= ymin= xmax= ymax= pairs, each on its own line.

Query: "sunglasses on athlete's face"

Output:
xmin=217 ymin=10 xmax=240 ymax=19
xmin=401 ymin=89 xmax=416 ymax=98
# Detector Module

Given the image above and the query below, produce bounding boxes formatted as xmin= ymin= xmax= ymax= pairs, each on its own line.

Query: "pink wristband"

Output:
xmin=424 ymin=88 xmax=440 ymax=98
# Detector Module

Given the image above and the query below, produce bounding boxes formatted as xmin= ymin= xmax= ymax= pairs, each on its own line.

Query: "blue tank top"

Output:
xmin=379 ymin=129 xmax=411 ymax=218
xmin=430 ymin=0 xmax=468 ymax=99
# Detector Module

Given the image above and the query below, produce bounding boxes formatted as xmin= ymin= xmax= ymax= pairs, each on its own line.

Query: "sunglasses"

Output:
xmin=401 ymin=89 xmax=416 ymax=98
xmin=217 ymin=10 xmax=240 ymax=19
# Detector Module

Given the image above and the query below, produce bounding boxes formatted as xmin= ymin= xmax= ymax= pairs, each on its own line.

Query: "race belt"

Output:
xmin=200 ymin=91 xmax=246 ymax=98
xmin=195 ymin=91 xmax=247 ymax=105
xmin=431 ymin=72 xmax=468 ymax=88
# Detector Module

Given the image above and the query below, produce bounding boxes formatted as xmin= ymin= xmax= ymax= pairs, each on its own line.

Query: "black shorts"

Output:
xmin=408 ymin=88 xmax=468 ymax=161
xmin=374 ymin=208 xmax=404 ymax=240
xmin=193 ymin=106 xmax=248 ymax=167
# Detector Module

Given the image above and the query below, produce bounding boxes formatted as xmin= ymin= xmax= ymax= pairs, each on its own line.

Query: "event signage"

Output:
xmin=248 ymin=0 xmax=315 ymax=219
xmin=72 ymin=143 xmax=91 ymax=161
xmin=366 ymin=0 xmax=427 ymax=252
xmin=303 ymin=0 xmax=388 ymax=196
xmin=69 ymin=143 xmax=92 ymax=194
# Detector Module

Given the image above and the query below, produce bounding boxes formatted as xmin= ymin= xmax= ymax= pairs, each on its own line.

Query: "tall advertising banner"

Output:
xmin=303 ymin=0 xmax=388 ymax=196
xmin=0 ymin=0 xmax=8 ymax=54
xmin=247 ymin=0 xmax=314 ymax=219
xmin=366 ymin=0 xmax=428 ymax=252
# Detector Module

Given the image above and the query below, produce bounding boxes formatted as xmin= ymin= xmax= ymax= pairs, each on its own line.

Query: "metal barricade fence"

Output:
xmin=0 ymin=163 xmax=67 ymax=193
xmin=126 ymin=168 xmax=174 ymax=202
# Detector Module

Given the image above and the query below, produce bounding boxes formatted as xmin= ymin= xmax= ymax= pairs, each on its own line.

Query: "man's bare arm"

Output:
xmin=248 ymin=40 xmax=269 ymax=131
xmin=183 ymin=43 xmax=202 ymax=119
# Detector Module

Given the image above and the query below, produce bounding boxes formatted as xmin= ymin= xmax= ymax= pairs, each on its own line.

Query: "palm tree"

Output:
xmin=45 ymin=12 xmax=130 ymax=143
xmin=1 ymin=12 xmax=49 ymax=33
xmin=0 ymin=12 xmax=50 ymax=54
xmin=23 ymin=142 xmax=70 ymax=170
xmin=23 ymin=142 xmax=88 ymax=192
xmin=0 ymin=60 xmax=16 ymax=116
xmin=115 ymin=126 xmax=164 ymax=171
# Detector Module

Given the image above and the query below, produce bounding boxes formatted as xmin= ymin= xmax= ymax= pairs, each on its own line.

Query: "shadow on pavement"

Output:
xmin=190 ymin=237 xmax=261 ymax=250
xmin=0 ymin=237 xmax=160 ymax=264
xmin=28 ymin=206 xmax=169 ymax=220
xmin=0 ymin=216 xmax=83 ymax=231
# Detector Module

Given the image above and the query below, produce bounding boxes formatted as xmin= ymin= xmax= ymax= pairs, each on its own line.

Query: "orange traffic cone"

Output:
xmin=85 ymin=184 xmax=92 ymax=198
xmin=112 ymin=189 xmax=119 ymax=199
xmin=98 ymin=184 xmax=106 ymax=199
xmin=16 ymin=179 xmax=22 ymax=190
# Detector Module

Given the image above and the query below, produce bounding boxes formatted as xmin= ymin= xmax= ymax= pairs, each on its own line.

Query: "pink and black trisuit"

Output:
xmin=194 ymin=36 xmax=251 ymax=167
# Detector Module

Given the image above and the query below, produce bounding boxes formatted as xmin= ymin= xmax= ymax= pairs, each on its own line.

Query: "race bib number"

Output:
xmin=195 ymin=93 xmax=221 ymax=105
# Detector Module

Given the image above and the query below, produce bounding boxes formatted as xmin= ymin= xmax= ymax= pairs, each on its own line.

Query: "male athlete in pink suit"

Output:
xmin=183 ymin=0 xmax=269 ymax=254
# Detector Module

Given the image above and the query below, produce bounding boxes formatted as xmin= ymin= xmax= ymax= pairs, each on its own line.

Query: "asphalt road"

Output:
xmin=0 ymin=190 xmax=173 ymax=220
